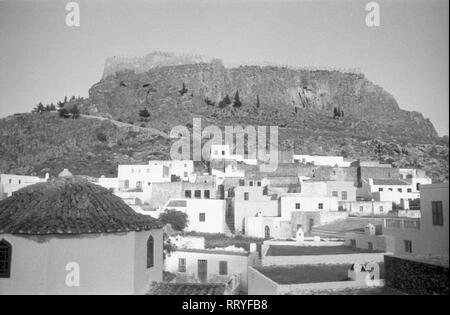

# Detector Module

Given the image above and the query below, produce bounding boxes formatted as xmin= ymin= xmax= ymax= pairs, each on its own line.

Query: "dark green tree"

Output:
xmin=233 ymin=91 xmax=242 ymax=108
xmin=59 ymin=107 xmax=69 ymax=118
xmin=70 ymin=105 xmax=80 ymax=119
xmin=159 ymin=209 xmax=188 ymax=231
xmin=33 ymin=102 xmax=45 ymax=113
xmin=178 ymin=83 xmax=188 ymax=95
xmin=139 ymin=108 xmax=151 ymax=119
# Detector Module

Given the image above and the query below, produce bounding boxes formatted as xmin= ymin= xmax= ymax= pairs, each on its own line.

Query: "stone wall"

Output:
xmin=384 ymin=255 xmax=449 ymax=295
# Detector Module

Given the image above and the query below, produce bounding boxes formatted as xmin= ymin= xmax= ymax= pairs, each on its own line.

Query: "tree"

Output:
xmin=59 ymin=107 xmax=69 ymax=118
xmin=223 ymin=94 xmax=231 ymax=105
xmin=218 ymin=94 xmax=231 ymax=108
xmin=70 ymin=105 xmax=80 ymax=119
xmin=158 ymin=209 xmax=188 ymax=231
xmin=33 ymin=102 xmax=45 ymax=113
xmin=178 ymin=83 xmax=188 ymax=95
xmin=233 ymin=91 xmax=242 ymax=108
xmin=204 ymin=97 xmax=215 ymax=106
xmin=139 ymin=108 xmax=151 ymax=119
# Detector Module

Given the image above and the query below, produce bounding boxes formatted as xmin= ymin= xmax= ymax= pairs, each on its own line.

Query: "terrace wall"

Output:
xmin=262 ymin=252 xmax=386 ymax=266
xmin=384 ymin=255 xmax=449 ymax=295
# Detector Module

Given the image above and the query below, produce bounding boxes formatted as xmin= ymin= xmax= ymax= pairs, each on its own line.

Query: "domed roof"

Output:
xmin=0 ymin=178 xmax=162 ymax=235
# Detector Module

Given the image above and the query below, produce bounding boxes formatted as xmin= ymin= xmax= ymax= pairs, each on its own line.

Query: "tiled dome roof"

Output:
xmin=0 ymin=178 xmax=162 ymax=235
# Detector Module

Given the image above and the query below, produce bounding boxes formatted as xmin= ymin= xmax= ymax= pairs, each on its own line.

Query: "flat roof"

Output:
xmin=255 ymin=264 xmax=351 ymax=284
xmin=175 ymin=248 xmax=249 ymax=256
xmin=266 ymin=245 xmax=383 ymax=256
xmin=255 ymin=263 xmax=386 ymax=285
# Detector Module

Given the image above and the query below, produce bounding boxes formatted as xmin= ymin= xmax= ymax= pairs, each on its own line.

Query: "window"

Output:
xmin=18 ymin=180 xmax=21 ymax=185
xmin=404 ymin=240 xmax=412 ymax=253
xmin=178 ymin=258 xmax=186 ymax=272
xmin=222 ymin=150 xmax=225 ymax=156
xmin=332 ymin=191 xmax=338 ymax=197
xmin=407 ymin=188 xmax=412 ymax=193
xmin=239 ymin=179 xmax=245 ymax=186
xmin=185 ymin=190 xmax=192 ymax=198
xmin=219 ymin=261 xmax=228 ymax=275
xmin=432 ymin=201 xmax=444 ymax=226
xmin=350 ymin=240 xmax=356 ymax=248
xmin=204 ymin=190 xmax=210 ymax=199
xmin=194 ymin=190 xmax=201 ymax=198
xmin=318 ymin=203 xmax=324 ymax=210
xmin=257 ymin=181 xmax=261 ymax=187
xmin=199 ymin=213 xmax=206 ymax=222
xmin=398 ymin=188 xmax=402 ymax=193
xmin=368 ymin=242 xmax=373 ymax=251
xmin=9 ymin=179 xmax=12 ymax=184
xmin=416 ymin=183 xmax=420 ymax=191
xmin=341 ymin=191 xmax=347 ymax=201
xmin=0 ymin=239 xmax=12 ymax=278
xmin=147 ymin=236 xmax=154 ymax=268
xmin=360 ymin=206 xmax=364 ymax=212
xmin=379 ymin=206 xmax=384 ymax=212
xmin=244 ymin=192 xmax=249 ymax=201
xmin=184 ymin=172 xmax=188 ymax=178
xmin=388 ymin=188 xmax=393 ymax=192
xmin=379 ymin=188 xmax=383 ymax=192
xmin=249 ymin=181 xmax=254 ymax=187
xmin=295 ymin=203 xmax=301 ymax=210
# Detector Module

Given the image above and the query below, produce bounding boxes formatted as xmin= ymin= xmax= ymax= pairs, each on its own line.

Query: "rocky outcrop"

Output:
xmin=87 ymin=56 xmax=438 ymax=142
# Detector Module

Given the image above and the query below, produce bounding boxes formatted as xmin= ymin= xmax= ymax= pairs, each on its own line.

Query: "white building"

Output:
xmin=293 ymin=154 xmax=352 ymax=167
xmin=148 ymin=160 xmax=194 ymax=181
xmin=383 ymin=183 xmax=448 ymax=257
xmin=0 ymin=173 xmax=48 ymax=199
xmin=118 ymin=164 xmax=170 ymax=190
xmin=162 ymin=198 xmax=227 ymax=234
xmin=0 ymin=177 xmax=163 ymax=295
xmin=210 ymin=144 xmax=258 ymax=165
xmin=165 ymin=247 xmax=259 ymax=292
xmin=365 ymin=178 xmax=420 ymax=204
xmin=279 ymin=193 xmax=339 ymax=219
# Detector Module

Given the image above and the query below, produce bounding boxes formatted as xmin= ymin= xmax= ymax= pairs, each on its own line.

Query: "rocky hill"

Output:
xmin=87 ymin=58 xmax=437 ymax=143
xmin=0 ymin=113 xmax=172 ymax=177
xmin=0 ymin=53 xmax=448 ymax=181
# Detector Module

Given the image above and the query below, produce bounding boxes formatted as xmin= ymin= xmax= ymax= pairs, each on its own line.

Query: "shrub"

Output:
xmin=96 ymin=131 xmax=107 ymax=142
xmin=159 ymin=209 xmax=188 ymax=231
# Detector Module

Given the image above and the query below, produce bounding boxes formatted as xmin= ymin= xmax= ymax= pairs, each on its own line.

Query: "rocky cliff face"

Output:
xmin=1 ymin=53 xmax=446 ymax=181
xmin=87 ymin=57 xmax=438 ymax=143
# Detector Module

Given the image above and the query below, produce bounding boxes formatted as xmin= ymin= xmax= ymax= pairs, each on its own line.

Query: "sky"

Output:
xmin=0 ymin=0 xmax=448 ymax=135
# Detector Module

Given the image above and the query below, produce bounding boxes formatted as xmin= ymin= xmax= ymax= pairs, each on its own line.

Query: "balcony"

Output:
xmin=384 ymin=218 xmax=420 ymax=230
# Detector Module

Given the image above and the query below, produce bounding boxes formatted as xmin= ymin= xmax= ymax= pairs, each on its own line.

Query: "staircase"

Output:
xmin=224 ymin=216 xmax=235 ymax=235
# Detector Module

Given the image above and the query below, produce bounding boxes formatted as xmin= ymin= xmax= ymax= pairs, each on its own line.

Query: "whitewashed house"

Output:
xmin=162 ymin=198 xmax=228 ymax=234
xmin=0 ymin=173 xmax=49 ymax=199
xmin=0 ymin=177 xmax=164 ymax=295
xmin=279 ymin=193 xmax=339 ymax=219
xmin=165 ymin=246 xmax=259 ymax=292
xmin=382 ymin=183 xmax=448 ymax=257
xmin=293 ymin=154 xmax=352 ymax=167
